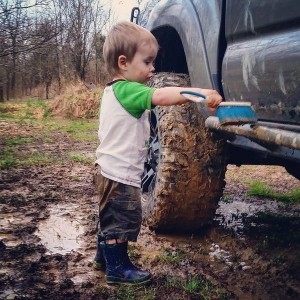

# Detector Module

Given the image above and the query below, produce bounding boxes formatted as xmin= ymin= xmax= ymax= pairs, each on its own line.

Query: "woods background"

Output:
xmin=0 ymin=0 xmax=159 ymax=102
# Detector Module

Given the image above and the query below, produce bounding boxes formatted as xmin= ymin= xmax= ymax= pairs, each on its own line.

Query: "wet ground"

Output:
xmin=1 ymin=119 xmax=300 ymax=300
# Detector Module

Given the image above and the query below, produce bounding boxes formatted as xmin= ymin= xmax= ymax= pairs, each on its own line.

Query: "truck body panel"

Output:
xmin=147 ymin=0 xmax=221 ymax=88
xmin=146 ymin=0 xmax=300 ymax=173
xmin=223 ymin=0 xmax=300 ymax=123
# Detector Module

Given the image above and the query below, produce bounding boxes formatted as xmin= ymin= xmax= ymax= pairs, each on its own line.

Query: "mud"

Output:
xmin=1 ymin=120 xmax=300 ymax=300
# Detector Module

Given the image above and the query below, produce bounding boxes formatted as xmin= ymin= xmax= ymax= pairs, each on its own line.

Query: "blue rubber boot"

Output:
xmin=100 ymin=242 xmax=152 ymax=285
xmin=92 ymin=233 xmax=106 ymax=271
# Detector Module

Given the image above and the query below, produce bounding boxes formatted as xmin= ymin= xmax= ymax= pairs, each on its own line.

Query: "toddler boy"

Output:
xmin=94 ymin=21 xmax=222 ymax=285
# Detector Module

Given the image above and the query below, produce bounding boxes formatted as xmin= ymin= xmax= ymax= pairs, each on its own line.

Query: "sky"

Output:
xmin=109 ymin=0 xmax=140 ymax=22
xmin=24 ymin=0 xmax=145 ymax=23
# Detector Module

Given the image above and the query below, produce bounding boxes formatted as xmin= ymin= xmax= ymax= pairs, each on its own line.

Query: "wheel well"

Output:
xmin=152 ymin=26 xmax=188 ymax=74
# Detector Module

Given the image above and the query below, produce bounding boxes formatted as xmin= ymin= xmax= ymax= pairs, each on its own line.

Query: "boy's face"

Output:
xmin=120 ymin=42 xmax=158 ymax=84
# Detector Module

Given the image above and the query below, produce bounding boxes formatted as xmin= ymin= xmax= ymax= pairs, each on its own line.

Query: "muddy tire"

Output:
xmin=142 ymin=72 xmax=227 ymax=232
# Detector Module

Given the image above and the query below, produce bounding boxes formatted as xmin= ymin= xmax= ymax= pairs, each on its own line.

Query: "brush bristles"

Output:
xmin=216 ymin=105 xmax=257 ymax=125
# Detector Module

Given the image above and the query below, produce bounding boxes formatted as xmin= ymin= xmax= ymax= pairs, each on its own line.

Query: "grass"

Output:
xmin=248 ymin=180 xmax=300 ymax=203
xmin=182 ymin=276 xmax=204 ymax=293
xmin=0 ymin=100 xmax=98 ymax=169
xmin=160 ymin=276 xmax=181 ymax=289
xmin=95 ymin=283 xmax=156 ymax=300
xmin=156 ymin=249 xmax=184 ymax=265
xmin=0 ymin=136 xmax=37 ymax=169
xmin=0 ymin=98 xmax=52 ymax=120
xmin=0 ymin=147 xmax=17 ymax=169
xmin=5 ymin=137 xmax=36 ymax=146
xmin=70 ymin=132 xmax=98 ymax=141
xmin=25 ymin=98 xmax=52 ymax=118
xmin=0 ymin=102 xmax=20 ymax=119
xmin=158 ymin=275 xmax=230 ymax=300
xmin=39 ymin=117 xmax=97 ymax=131
xmin=20 ymin=152 xmax=55 ymax=166
xmin=0 ymin=112 xmax=15 ymax=119
xmin=110 ymin=286 xmax=141 ymax=300
xmin=182 ymin=276 xmax=215 ymax=298
xmin=182 ymin=276 xmax=230 ymax=300
xmin=0 ymin=141 xmax=56 ymax=169
xmin=68 ymin=152 xmax=94 ymax=165
xmin=1 ymin=99 xmax=98 ymax=137
xmin=41 ymin=118 xmax=98 ymax=141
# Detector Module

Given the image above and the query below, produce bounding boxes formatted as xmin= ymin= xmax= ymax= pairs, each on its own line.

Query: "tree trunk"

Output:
xmin=0 ymin=86 xmax=4 ymax=102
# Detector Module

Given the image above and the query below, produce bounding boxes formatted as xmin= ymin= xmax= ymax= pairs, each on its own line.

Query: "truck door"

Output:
xmin=222 ymin=0 xmax=300 ymax=123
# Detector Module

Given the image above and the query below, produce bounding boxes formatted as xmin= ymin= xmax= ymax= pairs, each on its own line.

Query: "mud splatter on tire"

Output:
xmin=142 ymin=73 xmax=228 ymax=232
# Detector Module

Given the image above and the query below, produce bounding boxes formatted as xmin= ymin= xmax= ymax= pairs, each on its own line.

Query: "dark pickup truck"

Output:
xmin=139 ymin=0 xmax=300 ymax=232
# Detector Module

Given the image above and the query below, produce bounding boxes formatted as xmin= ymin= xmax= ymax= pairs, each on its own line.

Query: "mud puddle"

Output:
xmin=215 ymin=198 xmax=286 ymax=234
xmin=36 ymin=204 xmax=84 ymax=255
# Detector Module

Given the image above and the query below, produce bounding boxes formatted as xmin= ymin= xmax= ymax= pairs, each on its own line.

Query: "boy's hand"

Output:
xmin=200 ymin=89 xmax=222 ymax=111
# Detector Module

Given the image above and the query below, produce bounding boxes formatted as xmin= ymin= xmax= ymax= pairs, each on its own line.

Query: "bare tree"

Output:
xmin=0 ymin=0 xmax=111 ymax=101
xmin=54 ymin=0 xmax=109 ymax=81
xmin=137 ymin=0 xmax=160 ymax=27
xmin=91 ymin=1 xmax=110 ymax=84
xmin=0 ymin=0 xmax=54 ymax=58
xmin=0 ymin=0 xmax=55 ymax=100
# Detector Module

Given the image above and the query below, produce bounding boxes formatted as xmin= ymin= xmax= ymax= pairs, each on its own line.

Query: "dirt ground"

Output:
xmin=1 ymin=119 xmax=300 ymax=300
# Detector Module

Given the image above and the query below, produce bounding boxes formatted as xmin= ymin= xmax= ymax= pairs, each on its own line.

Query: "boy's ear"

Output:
xmin=118 ymin=55 xmax=127 ymax=71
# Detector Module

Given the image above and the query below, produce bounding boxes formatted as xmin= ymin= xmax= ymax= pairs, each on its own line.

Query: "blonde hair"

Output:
xmin=103 ymin=21 xmax=158 ymax=77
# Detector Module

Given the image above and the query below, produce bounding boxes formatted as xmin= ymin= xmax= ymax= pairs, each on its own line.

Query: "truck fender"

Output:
xmin=147 ymin=0 xmax=222 ymax=89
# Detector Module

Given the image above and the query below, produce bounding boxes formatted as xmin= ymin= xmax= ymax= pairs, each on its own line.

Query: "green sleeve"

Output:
xmin=112 ymin=81 xmax=155 ymax=118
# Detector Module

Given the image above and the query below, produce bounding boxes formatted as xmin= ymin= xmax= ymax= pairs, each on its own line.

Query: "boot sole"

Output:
xmin=106 ymin=275 xmax=152 ymax=286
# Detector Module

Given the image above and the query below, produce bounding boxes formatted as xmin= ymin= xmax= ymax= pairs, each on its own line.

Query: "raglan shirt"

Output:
xmin=95 ymin=80 xmax=155 ymax=187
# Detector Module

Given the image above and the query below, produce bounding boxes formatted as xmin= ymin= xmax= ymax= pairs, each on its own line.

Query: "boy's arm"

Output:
xmin=151 ymin=87 xmax=222 ymax=111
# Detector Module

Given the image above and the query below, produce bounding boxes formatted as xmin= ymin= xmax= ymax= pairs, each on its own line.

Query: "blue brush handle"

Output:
xmin=180 ymin=90 xmax=207 ymax=103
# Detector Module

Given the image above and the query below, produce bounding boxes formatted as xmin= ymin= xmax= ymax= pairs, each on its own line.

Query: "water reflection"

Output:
xmin=36 ymin=204 xmax=84 ymax=255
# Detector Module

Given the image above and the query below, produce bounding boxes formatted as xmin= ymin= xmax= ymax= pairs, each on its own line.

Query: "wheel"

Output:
xmin=141 ymin=72 xmax=228 ymax=232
